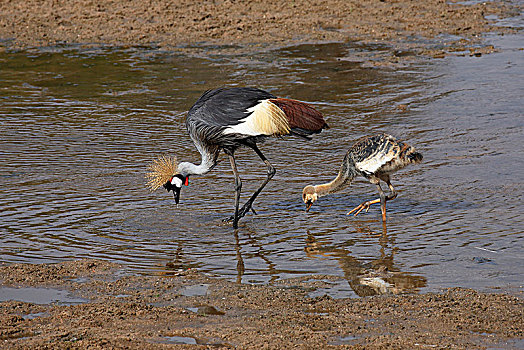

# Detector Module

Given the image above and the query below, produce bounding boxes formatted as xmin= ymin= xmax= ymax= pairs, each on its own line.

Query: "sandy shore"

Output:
xmin=0 ymin=0 xmax=520 ymax=58
xmin=1 ymin=259 xmax=522 ymax=349
xmin=1 ymin=0 xmax=523 ymax=348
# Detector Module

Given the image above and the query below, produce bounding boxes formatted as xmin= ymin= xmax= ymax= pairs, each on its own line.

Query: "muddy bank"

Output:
xmin=0 ymin=260 xmax=522 ymax=349
xmin=0 ymin=0 xmax=520 ymax=57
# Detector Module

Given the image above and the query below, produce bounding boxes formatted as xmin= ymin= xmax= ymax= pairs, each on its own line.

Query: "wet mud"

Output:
xmin=1 ymin=260 xmax=522 ymax=349
xmin=0 ymin=0 xmax=520 ymax=59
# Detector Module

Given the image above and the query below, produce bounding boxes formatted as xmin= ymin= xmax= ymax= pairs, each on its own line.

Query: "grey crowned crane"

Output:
xmin=147 ymin=87 xmax=328 ymax=229
xmin=302 ymin=133 xmax=422 ymax=222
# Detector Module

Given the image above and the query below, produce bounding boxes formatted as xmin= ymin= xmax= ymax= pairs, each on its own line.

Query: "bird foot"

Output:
xmin=223 ymin=203 xmax=257 ymax=223
xmin=222 ymin=216 xmax=234 ymax=224
xmin=347 ymin=199 xmax=379 ymax=216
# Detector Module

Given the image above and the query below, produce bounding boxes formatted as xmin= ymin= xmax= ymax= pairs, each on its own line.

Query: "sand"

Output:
xmin=0 ymin=0 xmax=520 ymax=58
xmin=1 ymin=259 xmax=522 ymax=349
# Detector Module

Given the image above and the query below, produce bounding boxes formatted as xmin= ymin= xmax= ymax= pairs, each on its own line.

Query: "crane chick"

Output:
xmin=302 ymin=133 xmax=422 ymax=222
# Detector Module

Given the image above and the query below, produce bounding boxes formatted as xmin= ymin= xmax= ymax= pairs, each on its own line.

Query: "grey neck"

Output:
xmin=178 ymin=143 xmax=218 ymax=177
xmin=314 ymin=156 xmax=357 ymax=197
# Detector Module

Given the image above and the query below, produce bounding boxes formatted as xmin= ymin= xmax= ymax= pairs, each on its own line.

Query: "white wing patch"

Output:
xmin=222 ymin=99 xmax=290 ymax=136
xmin=356 ymin=151 xmax=396 ymax=175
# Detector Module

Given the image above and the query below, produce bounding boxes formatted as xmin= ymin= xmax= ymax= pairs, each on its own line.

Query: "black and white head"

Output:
xmin=146 ymin=155 xmax=189 ymax=205
xmin=163 ymin=174 xmax=189 ymax=205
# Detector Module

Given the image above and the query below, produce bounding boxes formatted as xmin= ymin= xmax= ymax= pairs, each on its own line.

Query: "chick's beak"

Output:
xmin=305 ymin=200 xmax=313 ymax=212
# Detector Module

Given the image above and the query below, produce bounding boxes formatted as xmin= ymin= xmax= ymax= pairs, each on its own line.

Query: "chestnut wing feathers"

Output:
xmin=269 ymin=98 xmax=328 ymax=136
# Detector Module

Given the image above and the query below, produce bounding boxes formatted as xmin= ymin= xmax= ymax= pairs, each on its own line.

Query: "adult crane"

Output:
xmin=147 ymin=87 xmax=328 ymax=229
xmin=302 ymin=133 xmax=422 ymax=222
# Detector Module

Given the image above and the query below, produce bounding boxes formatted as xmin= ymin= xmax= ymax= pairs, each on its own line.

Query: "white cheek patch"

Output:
xmin=171 ymin=177 xmax=183 ymax=188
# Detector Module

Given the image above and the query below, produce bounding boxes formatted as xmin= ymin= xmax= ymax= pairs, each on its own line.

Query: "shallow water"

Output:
xmin=0 ymin=287 xmax=87 ymax=305
xmin=1 ymin=32 xmax=522 ymax=297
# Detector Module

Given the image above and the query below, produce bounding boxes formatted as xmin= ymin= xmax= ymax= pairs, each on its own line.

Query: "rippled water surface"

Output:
xmin=1 ymin=33 xmax=522 ymax=297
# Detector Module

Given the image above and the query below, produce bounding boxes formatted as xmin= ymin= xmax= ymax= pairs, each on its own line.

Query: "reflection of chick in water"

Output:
xmin=305 ymin=231 xmax=426 ymax=297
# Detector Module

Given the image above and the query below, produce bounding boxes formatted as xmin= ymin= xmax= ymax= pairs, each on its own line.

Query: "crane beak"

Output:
xmin=173 ymin=187 xmax=181 ymax=205
xmin=305 ymin=200 xmax=313 ymax=212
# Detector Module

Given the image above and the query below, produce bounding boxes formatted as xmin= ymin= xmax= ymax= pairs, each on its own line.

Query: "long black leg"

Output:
xmin=228 ymin=153 xmax=242 ymax=229
xmin=236 ymin=144 xmax=276 ymax=218
xmin=225 ymin=144 xmax=275 ymax=224
xmin=224 ymin=144 xmax=275 ymax=227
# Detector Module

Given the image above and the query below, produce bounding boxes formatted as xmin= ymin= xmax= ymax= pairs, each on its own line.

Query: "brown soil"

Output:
xmin=1 ymin=259 xmax=523 ymax=349
xmin=0 ymin=0 xmax=521 ymax=58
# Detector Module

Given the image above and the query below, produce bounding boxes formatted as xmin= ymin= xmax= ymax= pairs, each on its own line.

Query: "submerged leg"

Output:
xmin=348 ymin=177 xmax=397 ymax=222
xmin=228 ymin=153 xmax=242 ymax=229
xmin=224 ymin=144 xmax=275 ymax=226
xmin=378 ymin=183 xmax=387 ymax=222
xmin=238 ymin=144 xmax=275 ymax=218
xmin=380 ymin=178 xmax=398 ymax=222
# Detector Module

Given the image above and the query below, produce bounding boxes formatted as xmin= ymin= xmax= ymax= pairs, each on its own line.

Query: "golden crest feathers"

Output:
xmin=145 ymin=155 xmax=178 ymax=191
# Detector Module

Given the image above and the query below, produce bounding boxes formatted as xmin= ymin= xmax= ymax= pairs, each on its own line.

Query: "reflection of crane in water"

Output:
xmin=234 ymin=231 xmax=245 ymax=284
xmin=304 ymin=227 xmax=426 ymax=297
xmin=233 ymin=227 xmax=279 ymax=284
xmin=302 ymin=133 xmax=422 ymax=223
